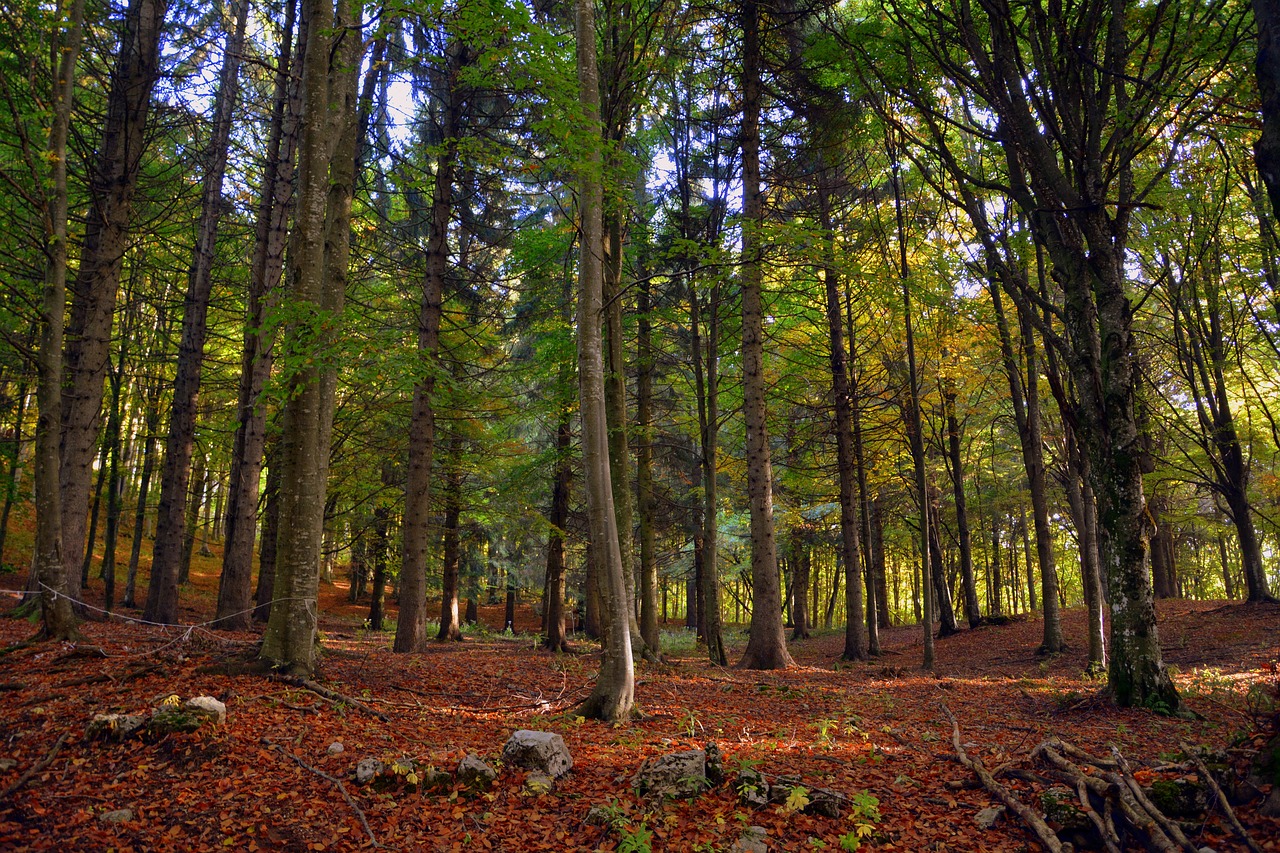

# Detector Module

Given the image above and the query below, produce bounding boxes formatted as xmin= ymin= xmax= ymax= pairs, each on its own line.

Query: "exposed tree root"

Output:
xmin=1180 ymin=741 xmax=1264 ymax=853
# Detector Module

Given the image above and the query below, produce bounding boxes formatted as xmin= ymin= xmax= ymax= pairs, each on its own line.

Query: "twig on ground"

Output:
xmin=1180 ymin=741 xmax=1264 ymax=853
xmin=0 ymin=733 xmax=70 ymax=801
xmin=275 ymin=675 xmax=389 ymax=722
xmin=942 ymin=705 xmax=1065 ymax=853
xmin=263 ymin=738 xmax=380 ymax=849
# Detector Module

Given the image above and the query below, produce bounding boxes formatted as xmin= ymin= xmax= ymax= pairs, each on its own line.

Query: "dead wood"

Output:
xmin=942 ymin=705 xmax=1067 ymax=853
xmin=274 ymin=675 xmax=389 ymax=722
xmin=263 ymin=738 xmax=379 ymax=848
xmin=1180 ymin=740 xmax=1264 ymax=853
xmin=0 ymin=733 xmax=69 ymax=801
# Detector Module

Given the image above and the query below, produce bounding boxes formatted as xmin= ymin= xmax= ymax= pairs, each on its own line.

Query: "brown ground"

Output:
xmin=0 ymin=523 xmax=1276 ymax=851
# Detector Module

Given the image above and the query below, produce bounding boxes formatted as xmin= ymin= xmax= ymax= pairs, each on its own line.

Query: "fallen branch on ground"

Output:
xmin=0 ymin=733 xmax=69 ymax=801
xmin=273 ymin=675 xmax=389 ymax=722
xmin=1180 ymin=740 xmax=1264 ymax=853
xmin=263 ymin=738 xmax=379 ymax=848
xmin=942 ymin=705 xmax=1066 ymax=853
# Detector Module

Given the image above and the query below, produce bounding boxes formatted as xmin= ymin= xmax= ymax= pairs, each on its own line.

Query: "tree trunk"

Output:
xmin=259 ymin=0 xmax=363 ymax=676
xmin=438 ymin=436 xmax=464 ymax=641
xmin=59 ymin=0 xmax=167 ymax=605
xmin=790 ymin=530 xmax=811 ymax=640
xmin=253 ymin=440 xmax=282 ymax=621
xmin=737 ymin=0 xmax=792 ymax=671
xmin=367 ymin=501 xmax=388 ymax=633
xmin=574 ymin=0 xmax=634 ymax=721
xmin=34 ymin=0 xmax=86 ymax=641
xmin=1255 ymin=0 xmax=1280 ymax=215
xmin=942 ymin=364 xmax=980 ymax=628
xmin=928 ymin=488 xmax=958 ymax=636
xmin=144 ymin=0 xmax=247 ymax=624
xmin=217 ymin=0 xmax=302 ymax=630
xmin=636 ymin=240 xmax=659 ymax=656
xmin=396 ymin=36 xmax=469 ymax=655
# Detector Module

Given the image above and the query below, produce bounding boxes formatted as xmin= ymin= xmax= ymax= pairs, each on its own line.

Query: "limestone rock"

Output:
xmin=99 ymin=808 xmax=134 ymax=825
xmin=522 ymin=771 xmax=555 ymax=796
xmin=632 ymin=749 xmax=710 ymax=799
xmin=728 ymin=825 xmax=769 ymax=853
xmin=457 ymin=754 xmax=497 ymax=791
xmin=705 ymin=742 xmax=725 ymax=786
xmin=975 ymin=805 xmax=1006 ymax=830
xmin=355 ymin=758 xmax=385 ymax=785
xmin=501 ymin=730 xmax=573 ymax=778
xmin=1260 ymin=787 xmax=1280 ymax=818
xmin=183 ymin=696 xmax=226 ymax=726
xmin=87 ymin=713 xmax=146 ymax=741
xmin=327 ymin=742 xmax=345 ymax=756
xmin=804 ymin=787 xmax=843 ymax=818
xmin=735 ymin=768 xmax=771 ymax=808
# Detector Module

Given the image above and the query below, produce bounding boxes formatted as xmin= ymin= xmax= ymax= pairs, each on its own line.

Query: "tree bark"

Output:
xmin=1255 ymin=0 xmax=1280 ymax=215
xmin=259 ymin=0 xmax=363 ymax=676
xmin=737 ymin=0 xmax=792 ymax=671
xmin=396 ymin=35 xmax=470 ymax=655
xmin=438 ymin=435 xmax=464 ymax=642
xmin=58 ymin=0 xmax=167 ymax=605
xmin=144 ymin=0 xmax=248 ymax=624
xmin=942 ymin=364 xmax=980 ymax=628
xmin=574 ymin=0 xmax=635 ymax=721
xmin=217 ymin=0 xmax=303 ymax=630
xmin=34 ymin=0 xmax=86 ymax=641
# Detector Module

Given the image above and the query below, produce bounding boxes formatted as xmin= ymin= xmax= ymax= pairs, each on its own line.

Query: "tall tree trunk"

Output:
xmin=367 ymin=501 xmax=388 ymax=632
xmin=636 ymin=240 xmax=659 ymax=656
xmin=123 ymin=374 xmax=161 ymax=609
xmin=928 ymin=487 xmax=958 ymax=636
xmin=1255 ymin=0 xmax=1280 ymax=216
xmin=253 ymin=441 xmax=282 ymax=621
xmin=542 ymin=278 xmax=574 ymax=653
xmin=59 ymin=0 xmax=167 ymax=605
xmin=144 ymin=0 xmax=248 ymax=624
xmin=942 ymin=363 xmax=980 ymax=628
xmin=259 ymin=0 xmax=363 ymax=676
xmin=395 ymin=36 xmax=470 ymax=655
xmin=574 ymin=0 xmax=634 ymax=721
xmin=737 ymin=0 xmax=792 ymax=671
xmin=890 ymin=153 xmax=934 ymax=670
xmin=816 ymin=168 xmax=866 ymax=660
xmin=217 ymin=0 xmax=303 ymax=630
xmin=35 ymin=0 xmax=86 ymax=641
xmin=790 ymin=529 xmax=811 ymax=640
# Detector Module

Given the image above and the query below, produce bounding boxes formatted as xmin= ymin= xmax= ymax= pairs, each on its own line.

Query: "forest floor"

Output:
xmin=0 ymin=529 xmax=1277 ymax=851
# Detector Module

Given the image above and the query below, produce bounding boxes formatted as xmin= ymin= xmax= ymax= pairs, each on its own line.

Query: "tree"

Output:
xmin=737 ymin=0 xmax=793 ymax=671
xmin=575 ymin=0 xmax=635 ymax=721
xmin=145 ymin=0 xmax=249 ymax=624
xmin=34 ymin=0 xmax=86 ymax=641
xmin=57 ymin=0 xmax=168 ymax=606
xmin=259 ymin=0 xmax=363 ymax=675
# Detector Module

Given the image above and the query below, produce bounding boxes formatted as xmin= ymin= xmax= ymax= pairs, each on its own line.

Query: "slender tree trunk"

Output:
xmin=890 ymin=154 xmax=933 ymax=670
xmin=438 ymin=436 xmax=464 ymax=641
xmin=870 ymin=494 xmax=889 ymax=628
xmin=543 ymin=283 xmax=574 ymax=653
xmin=574 ymin=0 xmax=634 ymax=721
xmin=217 ymin=0 xmax=302 ymax=630
xmin=35 ymin=0 xmax=86 ymax=641
xmin=1255 ymin=0 xmax=1280 ymax=216
xmin=928 ymin=488 xmax=958 ymax=636
xmin=942 ymin=366 xmax=980 ymax=628
xmin=737 ymin=0 xmax=792 ymax=671
xmin=144 ymin=0 xmax=247 ymax=624
xmin=123 ymin=376 xmax=160 ymax=609
xmin=636 ymin=243 xmax=659 ymax=655
xmin=367 ymin=501 xmax=388 ymax=632
xmin=59 ymin=0 xmax=167 ymax=605
xmin=814 ymin=169 xmax=866 ymax=660
xmin=253 ymin=442 xmax=281 ymax=621
xmin=0 ymin=378 xmax=29 ymax=567
xmin=790 ymin=529 xmax=811 ymax=640
xmin=396 ymin=37 xmax=469 ymax=655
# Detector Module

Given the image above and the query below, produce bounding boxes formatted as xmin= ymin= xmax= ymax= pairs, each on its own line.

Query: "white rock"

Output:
xmin=183 ymin=696 xmax=227 ymax=725
xmin=327 ymin=742 xmax=345 ymax=756
xmin=501 ymin=730 xmax=573 ymax=778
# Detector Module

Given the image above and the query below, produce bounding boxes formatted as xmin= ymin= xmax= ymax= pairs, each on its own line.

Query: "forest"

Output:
xmin=1 ymin=0 xmax=1279 ymax=850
